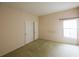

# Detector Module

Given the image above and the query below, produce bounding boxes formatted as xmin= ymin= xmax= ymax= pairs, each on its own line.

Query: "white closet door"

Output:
xmin=25 ymin=20 xmax=33 ymax=44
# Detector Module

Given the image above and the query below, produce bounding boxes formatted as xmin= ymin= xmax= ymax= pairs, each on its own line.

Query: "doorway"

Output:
xmin=24 ymin=20 xmax=35 ymax=44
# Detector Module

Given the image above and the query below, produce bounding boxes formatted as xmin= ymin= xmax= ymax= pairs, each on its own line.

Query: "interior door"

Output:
xmin=24 ymin=20 xmax=34 ymax=44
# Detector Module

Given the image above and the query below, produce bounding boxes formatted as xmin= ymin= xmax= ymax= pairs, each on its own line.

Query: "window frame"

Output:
xmin=62 ymin=18 xmax=78 ymax=39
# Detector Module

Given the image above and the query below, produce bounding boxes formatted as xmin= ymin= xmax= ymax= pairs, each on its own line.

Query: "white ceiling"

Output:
xmin=0 ymin=2 xmax=79 ymax=16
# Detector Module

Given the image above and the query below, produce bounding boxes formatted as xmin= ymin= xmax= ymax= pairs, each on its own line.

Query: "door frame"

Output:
xmin=24 ymin=20 xmax=35 ymax=44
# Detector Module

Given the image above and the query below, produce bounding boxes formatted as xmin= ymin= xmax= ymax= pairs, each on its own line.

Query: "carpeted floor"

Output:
xmin=3 ymin=39 xmax=79 ymax=57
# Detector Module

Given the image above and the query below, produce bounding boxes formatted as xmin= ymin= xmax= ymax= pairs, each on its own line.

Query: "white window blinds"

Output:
xmin=63 ymin=19 xmax=77 ymax=39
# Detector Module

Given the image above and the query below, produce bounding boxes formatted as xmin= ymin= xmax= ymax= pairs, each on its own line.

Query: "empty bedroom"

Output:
xmin=0 ymin=2 xmax=79 ymax=57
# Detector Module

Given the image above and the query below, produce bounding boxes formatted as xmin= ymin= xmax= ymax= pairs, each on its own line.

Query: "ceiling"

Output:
xmin=0 ymin=2 xmax=79 ymax=16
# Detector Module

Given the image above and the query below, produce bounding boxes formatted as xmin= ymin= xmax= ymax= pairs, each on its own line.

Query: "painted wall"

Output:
xmin=77 ymin=7 xmax=79 ymax=44
xmin=0 ymin=7 xmax=39 ymax=56
xmin=39 ymin=7 xmax=79 ymax=44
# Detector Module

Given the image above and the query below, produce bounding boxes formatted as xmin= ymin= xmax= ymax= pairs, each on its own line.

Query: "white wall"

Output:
xmin=39 ymin=7 xmax=79 ymax=44
xmin=0 ymin=7 xmax=39 ymax=56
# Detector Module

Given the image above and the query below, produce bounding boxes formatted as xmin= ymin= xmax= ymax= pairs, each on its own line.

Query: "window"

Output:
xmin=63 ymin=19 xmax=77 ymax=39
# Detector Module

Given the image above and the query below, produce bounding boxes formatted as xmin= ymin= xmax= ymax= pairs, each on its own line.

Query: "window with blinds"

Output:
xmin=63 ymin=19 xmax=77 ymax=39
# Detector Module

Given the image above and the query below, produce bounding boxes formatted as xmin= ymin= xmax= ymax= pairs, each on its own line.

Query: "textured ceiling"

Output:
xmin=0 ymin=2 xmax=79 ymax=16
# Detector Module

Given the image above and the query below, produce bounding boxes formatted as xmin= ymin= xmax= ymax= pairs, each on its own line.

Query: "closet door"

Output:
xmin=24 ymin=20 xmax=33 ymax=44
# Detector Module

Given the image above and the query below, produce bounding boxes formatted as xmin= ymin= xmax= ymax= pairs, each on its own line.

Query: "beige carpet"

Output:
xmin=3 ymin=39 xmax=79 ymax=57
